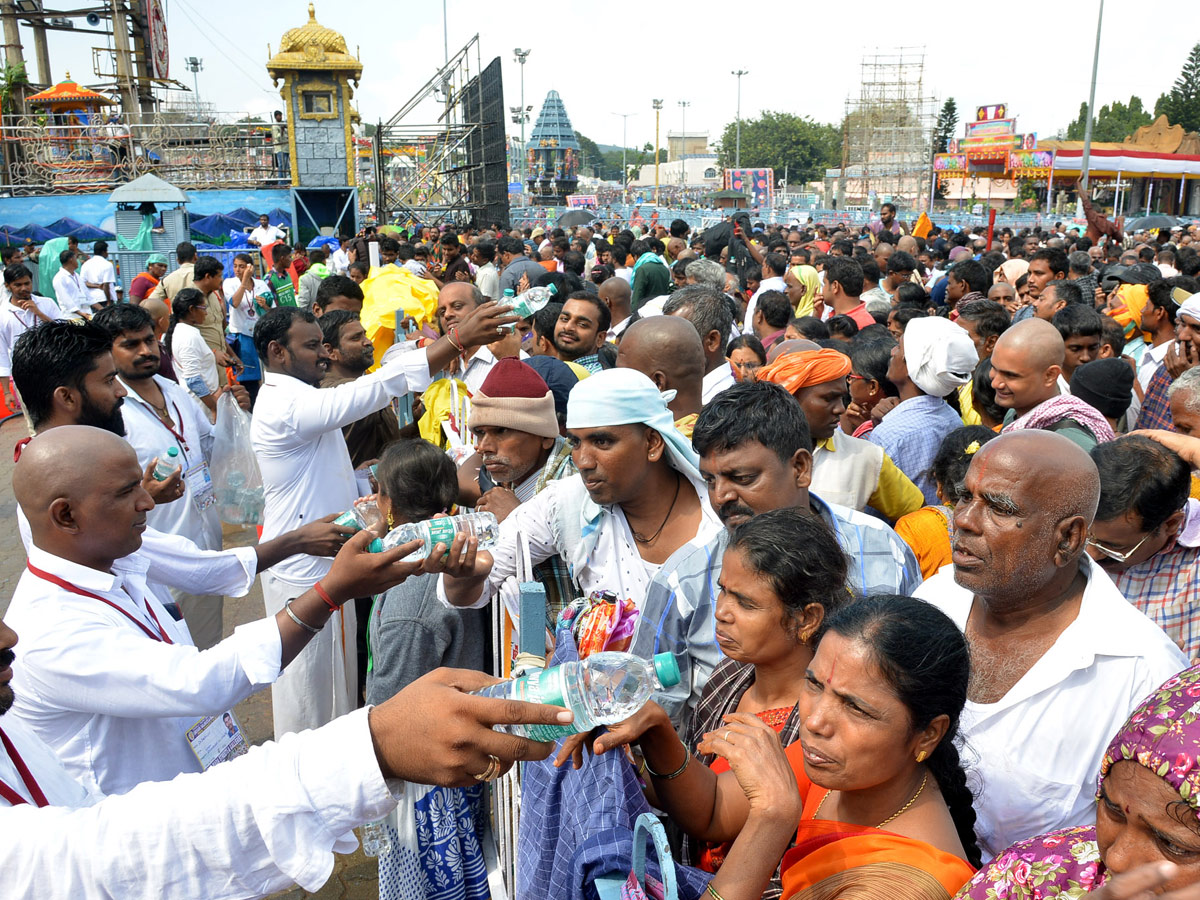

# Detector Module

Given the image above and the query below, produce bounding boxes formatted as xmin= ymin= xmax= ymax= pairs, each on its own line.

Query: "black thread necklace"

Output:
xmin=632 ymin=472 xmax=681 ymax=544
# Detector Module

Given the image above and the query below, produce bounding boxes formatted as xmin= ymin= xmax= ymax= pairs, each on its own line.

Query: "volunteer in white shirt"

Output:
xmin=0 ymin=611 xmax=571 ymax=900
xmin=51 ymin=249 xmax=92 ymax=317
xmin=0 ymin=264 xmax=62 ymax=409
xmin=223 ymin=252 xmax=268 ymax=394
xmin=251 ymin=298 xmax=517 ymax=738
xmin=166 ymin=288 xmax=220 ymax=417
xmin=79 ymin=240 xmax=117 ymax=306
xmin=914 ymin=430 xmax=1186 ymax=860
xmin=6 ymin=425 xmax=430 ymax=797
xmin=330 ymin=237 xmax=351 ymax=275
xmin=248 ymin=214 xmax=285 ymax=249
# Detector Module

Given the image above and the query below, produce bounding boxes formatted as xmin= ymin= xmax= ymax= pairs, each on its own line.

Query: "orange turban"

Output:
xmin=757 ymin=348 xmax=852 ymax=394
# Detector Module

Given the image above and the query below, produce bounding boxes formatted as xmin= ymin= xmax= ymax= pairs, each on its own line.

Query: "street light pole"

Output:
xmin=513 ymin=49 xmax=531 ymax=193
xmin=732 ymin=69 xmax=748 ymax=168
xmin=653 ymin=99 xmax=663 ymax=207
xmin=678 ymin=100 xmax=690 ymax=189
xmin=185 ymin=56 xmax=203 ymax=118
xmin=1080 ymin=0 xmax=1104 ymax=201
xmin=613 ymin=112 xmax=635 ymax=204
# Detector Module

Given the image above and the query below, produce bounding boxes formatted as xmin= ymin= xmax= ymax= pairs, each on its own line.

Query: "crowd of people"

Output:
xmin=2 ymin=204 xmax=1200 ymax=900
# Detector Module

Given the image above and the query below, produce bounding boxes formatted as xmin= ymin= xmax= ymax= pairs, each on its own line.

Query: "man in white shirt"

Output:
xmin=0 ymin=264 xmax=63 ymax=410
xmin=79 ymin=240 xmax=117 ymax=307
xmin=742 ymin=252 xmax=788 ymax=333
xmin=914 ymin=430 xmax=1187 ymax=860
xmin=330 ymin=236 xmax=351 ymax=275
xmin=251 ymin=299 xmax=516 ymax=738
xmin=0 ymin=611 xmax=570 ymax=900
xmin=247 ymin=214 xmax=285 ymax=249
xmin=7 ymin=425 xmax=428 ymax=796
xmin=664 ymin=284 xmax=737 ymax=405
xmin=51 ymin=249 xmax=92 ymax=318
xmin=472 ymin=239 xmax=500 ymax=301
xmin=223 ymin=252 xmax=269 ymax=396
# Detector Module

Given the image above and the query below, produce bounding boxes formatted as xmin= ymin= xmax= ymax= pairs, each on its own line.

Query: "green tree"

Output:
xmin=715 ymin=110 xmax=839 ymax=182
xmin=1155 ymin=42 xmax=1200 ymax=133
xmin=574 ymin=132 xmax=603 ymax=176
xmin=933 ymin=98 xmax=959 ymax=154
xmin=1064 ymin=96 xmax=1153 ymax=141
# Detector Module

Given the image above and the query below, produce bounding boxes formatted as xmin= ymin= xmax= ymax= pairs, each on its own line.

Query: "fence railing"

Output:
xmin=0 ymin=114 xmax=290 ymax=194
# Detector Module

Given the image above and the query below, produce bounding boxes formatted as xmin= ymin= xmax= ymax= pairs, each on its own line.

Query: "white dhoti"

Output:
xmin=262 ymin=571 xmax=358 ymax=739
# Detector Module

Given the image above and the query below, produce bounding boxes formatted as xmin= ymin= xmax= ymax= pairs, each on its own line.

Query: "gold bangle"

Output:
xmin=705 ymin=883 xmax=727 ymax=900
xmin=635 ymin=755 xmax=647 ymax=777
xmin=645 ymin=737 xmax=691 ymax=780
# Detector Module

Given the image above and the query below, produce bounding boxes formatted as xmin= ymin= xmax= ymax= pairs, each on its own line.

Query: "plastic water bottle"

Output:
xmin=152 ymin=446 xmax=180 ymax=480
xmin=360 ymin=819 xmax=392 ymax=857
xmin=471 ymin=651 xmax=681 ymax=742
xmin=500 ymin=283 xmax=557 ymax=330
xmin=368 ymin=510 xmax=499 ymax=555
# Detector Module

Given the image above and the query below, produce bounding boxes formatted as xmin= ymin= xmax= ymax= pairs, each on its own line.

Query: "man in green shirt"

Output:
xmin=266 ymin=245 xmax=297 ymax=308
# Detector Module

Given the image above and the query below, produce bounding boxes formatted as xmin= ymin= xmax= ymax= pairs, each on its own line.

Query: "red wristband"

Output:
xmin=313 ymin=581 xmax=338 ymax=612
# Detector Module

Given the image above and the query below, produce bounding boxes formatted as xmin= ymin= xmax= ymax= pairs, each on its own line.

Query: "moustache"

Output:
xmin=718 ymin=501 xmax=755 ymax=523
xmin=0 ymin=649 xmax=14 ymax=669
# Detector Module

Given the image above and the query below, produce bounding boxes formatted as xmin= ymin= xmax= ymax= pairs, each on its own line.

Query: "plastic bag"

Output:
xmin=210 ymin=392 xmax=265 ymax=525
xmin=556 ymin=590 xmax=639 ymax=658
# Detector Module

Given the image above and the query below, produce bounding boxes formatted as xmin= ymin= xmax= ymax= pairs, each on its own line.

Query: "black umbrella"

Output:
xmin=557 ymin=209 xmax=597 ymax=228
xmin=1125 ymin=215 xmax=1180 ymax=233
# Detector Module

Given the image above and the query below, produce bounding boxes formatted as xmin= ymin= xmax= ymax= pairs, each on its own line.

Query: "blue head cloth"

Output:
xmin=565 ymin=368 xmax=701 ymax=486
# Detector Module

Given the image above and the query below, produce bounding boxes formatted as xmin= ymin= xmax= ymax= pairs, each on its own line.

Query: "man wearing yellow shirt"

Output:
xmin=757 ymin=347 xmax=924 ymax=521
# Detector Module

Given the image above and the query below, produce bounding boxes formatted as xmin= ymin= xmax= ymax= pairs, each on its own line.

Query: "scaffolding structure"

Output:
xmin=839 ymin=48 xmax=937 ymax=209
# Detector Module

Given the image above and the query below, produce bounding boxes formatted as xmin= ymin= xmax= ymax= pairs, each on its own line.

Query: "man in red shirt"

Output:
xmin=128 ymin=254 xmax=168 ymax=304
xmin=820 ymin=256 xmax=874 ymax=329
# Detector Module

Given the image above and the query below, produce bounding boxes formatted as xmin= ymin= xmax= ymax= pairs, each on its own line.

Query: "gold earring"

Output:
xmin=916 ymin=750 xmax=927 ymax=763
xmin=387 ymin=512 xmax=394 ymax=530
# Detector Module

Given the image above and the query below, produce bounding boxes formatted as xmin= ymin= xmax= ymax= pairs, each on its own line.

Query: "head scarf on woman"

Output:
xmin=787 ymin=265 xmax=822 ymax=318
xmin=995 ymin=258 xmax=1029 ymax=286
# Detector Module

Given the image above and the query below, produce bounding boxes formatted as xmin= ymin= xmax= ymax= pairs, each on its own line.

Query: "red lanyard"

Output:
xmin=0 ymin=727 xmax=49 ymax=807
xmin=126 ymin=389 xmax=188 ymax=452
xmin=26 ymin=563 xmax=174 ymax=644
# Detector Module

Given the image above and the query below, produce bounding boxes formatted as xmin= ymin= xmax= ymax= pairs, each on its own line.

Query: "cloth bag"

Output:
xmin=209 ymin=392 xmax=265 ymax=525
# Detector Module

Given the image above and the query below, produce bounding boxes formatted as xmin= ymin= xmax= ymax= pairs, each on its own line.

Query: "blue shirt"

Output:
xmin=869 ymin=394 xmax=964 ymax=505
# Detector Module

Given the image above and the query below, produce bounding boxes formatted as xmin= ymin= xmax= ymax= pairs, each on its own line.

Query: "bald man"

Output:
xmin=615 ymin=316 xmax=705 ymax=435
xmin=5 ymin=426 xmax=424 ymax=796
xmin=599 ymin=276 xmax=633 ymax=340
xmin=989 ymin=318 xmax=1111 ymax=451
xmin=915 ymin=431 xmax=1185 ymax=859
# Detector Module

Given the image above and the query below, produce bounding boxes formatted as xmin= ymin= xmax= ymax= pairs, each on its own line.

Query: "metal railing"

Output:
xmin=0 ymin=113 xmax=290 ymax=194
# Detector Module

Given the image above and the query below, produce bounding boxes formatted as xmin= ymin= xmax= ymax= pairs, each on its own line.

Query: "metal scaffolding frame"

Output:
xmin=840 ymin=47 xmax=937 ymax=208
xmin=370 ymin=34 xmax=490 ymax=226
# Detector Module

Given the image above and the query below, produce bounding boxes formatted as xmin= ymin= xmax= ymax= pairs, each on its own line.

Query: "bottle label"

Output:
xmin=507 ymin=669 xmax=574 ymax=742
xmin=426 ymin=517 xmax=457 ymax=550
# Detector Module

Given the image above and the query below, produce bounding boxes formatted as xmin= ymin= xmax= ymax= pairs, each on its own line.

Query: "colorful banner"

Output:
xmin=933 ymin=154 xmax=969 ymax=173
xmin=1008 ymin=149 xmax=1055 ymax=176
xmin=566 ymin=194 xmax=598 ymax=208
xmin=724 ymin=168 xmax=774 ymax=206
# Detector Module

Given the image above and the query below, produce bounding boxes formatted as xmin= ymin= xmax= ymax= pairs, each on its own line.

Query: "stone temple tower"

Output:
xmin=526 ymin=90 xmax=580 ymax=203
xmin=267 ymin=4 xmax=362 ymax=187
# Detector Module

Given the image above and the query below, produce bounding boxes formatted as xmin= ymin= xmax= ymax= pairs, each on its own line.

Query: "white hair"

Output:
xmin=1168 ymin=367 xmax=1200 ymax=414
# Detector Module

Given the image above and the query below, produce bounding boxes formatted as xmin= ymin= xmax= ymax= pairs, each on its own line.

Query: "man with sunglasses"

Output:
xmin=1091 ymin=435 xmax=1200 ymax=661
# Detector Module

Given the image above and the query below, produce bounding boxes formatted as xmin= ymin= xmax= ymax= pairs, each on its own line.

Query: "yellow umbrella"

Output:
xmin=359 ymin=266 xmax=439 ymax=367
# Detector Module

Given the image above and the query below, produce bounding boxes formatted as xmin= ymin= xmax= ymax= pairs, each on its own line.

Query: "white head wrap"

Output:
xmin=904 ymin=316 xmax=979 ymax=398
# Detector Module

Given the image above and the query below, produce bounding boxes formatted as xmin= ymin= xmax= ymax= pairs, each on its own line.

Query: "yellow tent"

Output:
xmin=359 ymin=266 xmax=440 ymax=366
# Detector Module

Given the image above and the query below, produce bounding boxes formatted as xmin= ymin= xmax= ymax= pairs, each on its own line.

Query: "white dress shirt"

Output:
xmin=460 ymin=344 xmax=500 ymax=395
xmin=249 ymin=224 xmax=285 ymax=247
xmin=171 ymin=321 xmax=219 ymax=409
xmin=7 ymin=544 xmax=283 ymax=796
xmin=475 ymin=260 xmax=500 ymax=301
xmin=0 ymin=717 xmax=95 ymax=808
xmin=252 ymin=350 xmax=433 ymax=586
xmin=0 ymin=707 xmax=400 ymax=899
xmin=915 ymin=556 xmax=1187 ymax=860
xmin=119 ymin=375 xmax=221 ymax=552
xmin=52 ymin=269 xmax=90 ymax=316
xmin=330 ymin=247 xmax=350 ymax=275
xmin=702 ymin=362 xmax=737 ymax=405
xmin=79 ymin=255 xmax=117 ymax=305
xmin=0 ymin=295 xmax=63 ymax=376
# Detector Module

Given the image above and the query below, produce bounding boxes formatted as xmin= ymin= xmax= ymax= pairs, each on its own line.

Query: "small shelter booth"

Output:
xmin=22 ymin=74 xmax=119 ymax=190
xmin=109 ymin=173 xmax=190 ymax=293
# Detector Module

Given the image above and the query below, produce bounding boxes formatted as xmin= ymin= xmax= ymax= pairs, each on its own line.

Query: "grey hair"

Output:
xmin=1068 ymin=251 xmax=1091 ymax=275
xmin=686 ymin=258 xmax=727 ymax=291
xmin=664 ymin=284 xmax=734 ymax=345
xmin=1168 ymin=367 xmax=1200 ymax=414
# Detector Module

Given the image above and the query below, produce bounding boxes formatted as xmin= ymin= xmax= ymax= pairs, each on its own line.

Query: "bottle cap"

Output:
xmin=367 ymin=537 xmax=384 ymax=553
xmin=167 ymin=447 xmax=179 ymax=457
xmin=653 ymin=652 xmax=681 ymax=688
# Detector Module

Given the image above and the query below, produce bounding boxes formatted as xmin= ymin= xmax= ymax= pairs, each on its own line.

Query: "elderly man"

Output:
xmin=663 ymin=284 xmax=737 ymax=404
xmin=915 ymin=430 xmax=1186 ymax=860
xmin=6 ymin=426 xmax=426 ymax=796
xmin=868 ymin=316 xmax=978 ymax=504
xmin=615 ymin=316 xmax=706 ymax=435
xmin=757 ymin=348 xmax=924 ymax=520
xmin=436 ymin=368 xmax=721 ymax=642
xmin=1090 ymin=434 xmax=1200 ymax=660
xmin=252 ymin=301 xmax=514 ymax=738
xmin=991 ymin=318 xmax=1114 ymax=450
xmin=633 ymin=380 xmax=923 ymax=723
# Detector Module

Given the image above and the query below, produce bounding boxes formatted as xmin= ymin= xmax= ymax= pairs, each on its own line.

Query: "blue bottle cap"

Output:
xmin=368 ymin=537 xmax=384 ymax=553
xmin=653 ymin=652 xmax=681 ymax=688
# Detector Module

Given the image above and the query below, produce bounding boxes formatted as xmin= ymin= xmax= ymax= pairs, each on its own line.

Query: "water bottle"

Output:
xmin=360 ymin=819 xmax=392 ymax=857
xmin=471 ymin=651 xmax=681 ymax=742
xmin=368 ymin=510 xmax=499 ymax=556
xmin=152 ymin=446 xmax=180 ymax=480
xmin=500 ymin=283 xmax=557 ymax=330
xmin=334 ymin=498 xmax=384 ymax=533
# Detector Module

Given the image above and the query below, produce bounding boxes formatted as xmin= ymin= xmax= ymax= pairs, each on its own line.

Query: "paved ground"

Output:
xmin=0 ymin=416 xmax=378 ymax=899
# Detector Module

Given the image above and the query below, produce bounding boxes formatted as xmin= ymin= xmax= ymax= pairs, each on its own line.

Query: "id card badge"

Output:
xmin=184 ymin=461 xmax=217 ymax=513
xmin=184 ymin=709 xmax=250 ymax=771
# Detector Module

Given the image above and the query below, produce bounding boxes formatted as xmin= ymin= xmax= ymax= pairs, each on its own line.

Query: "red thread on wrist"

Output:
xmin=314 ymin=581 xmax=338 ymax=612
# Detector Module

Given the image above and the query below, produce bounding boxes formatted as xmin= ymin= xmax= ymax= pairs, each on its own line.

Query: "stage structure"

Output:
xmin=370 ymin=35 xmax=509 ymax=228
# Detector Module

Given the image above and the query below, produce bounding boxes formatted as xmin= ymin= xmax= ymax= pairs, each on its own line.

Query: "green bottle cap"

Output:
xmin=367 ymin=537 xmax=384 ymax=553
xmin=653 ymin=652 xmax=681 ymax=688
xmin=167 ymin=447 xmax=179 ymax=458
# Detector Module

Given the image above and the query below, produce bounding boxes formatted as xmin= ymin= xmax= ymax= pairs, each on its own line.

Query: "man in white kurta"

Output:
xmin=251 ymin=302 xmax=513 ymax=738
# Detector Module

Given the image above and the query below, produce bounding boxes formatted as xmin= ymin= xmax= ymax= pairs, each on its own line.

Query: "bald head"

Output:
xmin=980 ymin=431 xmax=1099 ymax=521
xmin=599 ymin=276 xmax=632 ymax=318
xmin=994 ymin=317 xmax=1065 ymax=370
xmin=989 ymin=318 xmax=1066 ymax=415
xmin=766 ymin=338 xmax=820 ymax=363
xmin=15 ymin=426 xmax=150 ymax=565
xmin=616 ymin=317 xmax=705 ymax=416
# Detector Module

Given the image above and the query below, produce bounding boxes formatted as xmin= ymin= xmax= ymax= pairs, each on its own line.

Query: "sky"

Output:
xmin=15 ymin=0 xmax=1197 ymax=153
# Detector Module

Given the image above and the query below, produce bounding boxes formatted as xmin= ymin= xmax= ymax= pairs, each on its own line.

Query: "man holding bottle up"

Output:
xmin=251 ymin=300 xmax=518 ymax=739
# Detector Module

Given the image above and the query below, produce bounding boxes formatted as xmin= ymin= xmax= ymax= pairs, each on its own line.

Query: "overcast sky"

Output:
xmin=20 ymin=0 xmax=1196 ymax=151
